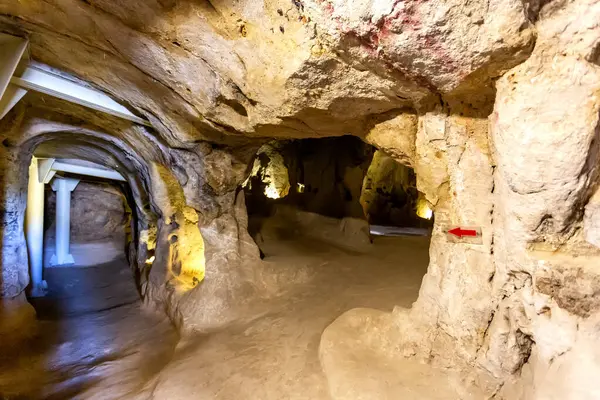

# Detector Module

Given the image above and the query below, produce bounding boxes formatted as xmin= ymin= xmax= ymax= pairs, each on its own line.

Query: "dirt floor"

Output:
xmin=0 ymin=233 xmax=432 ymax=399
xmin=0 ymin=259 xmax=178 ymax=400
xmin=149 ymin=233 xmax=432 ymax=399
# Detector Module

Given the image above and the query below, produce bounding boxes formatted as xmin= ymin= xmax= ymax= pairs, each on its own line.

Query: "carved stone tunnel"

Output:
xmin=0 ymin=1 xmax=599 ymax=399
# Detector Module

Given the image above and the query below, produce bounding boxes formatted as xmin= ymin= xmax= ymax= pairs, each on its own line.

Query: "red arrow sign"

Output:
xmin=448 ymin=227 xmax=478 ymax=238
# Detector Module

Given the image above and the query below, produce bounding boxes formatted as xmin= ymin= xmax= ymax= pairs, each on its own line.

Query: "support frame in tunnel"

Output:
xmin=25 ymin=155 xmax=130 ymax=296
xmin=0 ymin=4 xmax=599 ymax=398
xmin=0 ymin=100 xmax=184 ymax=316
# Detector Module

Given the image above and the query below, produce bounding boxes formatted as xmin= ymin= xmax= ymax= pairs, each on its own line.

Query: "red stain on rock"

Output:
xmin=314 ymin=0 xmax=459 ymax=89
xmin=384 ymin=0 xmax=422 ymax=32
xmin=314 ymin=0 xmax=335 ymax=16
xmin=420 ymin=32 xmax=458 ymax=73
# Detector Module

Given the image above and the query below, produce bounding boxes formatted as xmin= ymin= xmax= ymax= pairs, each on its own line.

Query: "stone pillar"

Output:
xmin=25 ymin=157 xmax=46 ymax=296
xmin=50 ymin=177 xmax=79 ymax=266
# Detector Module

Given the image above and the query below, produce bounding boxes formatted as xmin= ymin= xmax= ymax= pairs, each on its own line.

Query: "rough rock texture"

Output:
xmin=243 ymin=137 xmax=375 ymax=254
xmin=0 ymin=0 xmax=535 ymax=142
xmin=584 ymin=187 xmax=600 ymax=248
xmin=362 ymin=113 xmax=418 ymax=167
xmin=312 ymin=0 xmax=535 ymax=94
xmin=0 ymin=111 xmax=30 ymax=299
xmin=486 ymin=0 xmax=600 ymax=396
xmin=244 ymin=141 xmax=291 ymax=203
xmin=0 ymin=0 xmax=599 ymax=398
xmin=360 ymin=149 xmax=427 ymax=227
xmin=45 ymin=181 xmax=129 ymax=243
xmin=280 ymin=136 xmax=373 ymax=219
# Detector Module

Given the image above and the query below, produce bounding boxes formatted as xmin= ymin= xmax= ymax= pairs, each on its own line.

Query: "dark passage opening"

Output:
xmin=239 ymin=136 xmax=433 ymax=362
xmin=243 ymin=136 xmax=433 ymax=252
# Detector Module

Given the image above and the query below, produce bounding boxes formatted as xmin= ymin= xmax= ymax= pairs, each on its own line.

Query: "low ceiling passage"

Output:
xmin=1 ymin=2 xmax=599 ymax=400
xmin=43 ymin=180 xmax=130 ymax=267
xmin=243 ymin=137 xmax=433 ymax=252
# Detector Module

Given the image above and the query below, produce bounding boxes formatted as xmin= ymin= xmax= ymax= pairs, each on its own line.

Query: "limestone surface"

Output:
xmin=0 ymin=0 xmax=599 ymax=398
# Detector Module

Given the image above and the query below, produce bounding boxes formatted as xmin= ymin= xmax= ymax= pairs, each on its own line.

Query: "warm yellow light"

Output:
xmin=169 ymin=223 xmax=206 ymax=294
xmin=244 ymin=143 xmax=290 ymax=199
xmin=297 ymin=183 xmax=305 ymax=193
xmin=242 ymin=176 xmax=251 ymax=188
xmin=145 ymin=255 xmax=155 ymax=264
xmin=423 ymin=207 xmax=433 ymax=219
xmin=416 ymin=198 xmax=433 ymax=220
xmin=264 ymin=184 xmax=281 ymax=199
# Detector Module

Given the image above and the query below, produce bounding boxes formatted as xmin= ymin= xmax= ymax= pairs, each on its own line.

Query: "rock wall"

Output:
xmin=243 ymin=141 xmax=292 ymax=220
xmin=245 ymin=137 xmax=374 ymax=250
xmin=245 ymin=137 xmax=373 ymax=219
xmin=41 ymin=180 xmax=131 ymax=267
xmin=0 ymin=0 xmax=599 ymax=397
xmin=360 ymin=150 xmax=427 ymax=227
xmin=44 ymin=181 xmax=129 ymax=244
xmin=0 ymin=107 xmax=34 ymax=342
xmin=486 ymin=1 xmax=600 ymax=396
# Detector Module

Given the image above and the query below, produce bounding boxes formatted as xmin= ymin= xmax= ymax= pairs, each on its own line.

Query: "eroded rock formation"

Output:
xmin=0 ymin=0 xmax=599 ymax=398
xmin=360 ymin=149 xmax=430 ymax=227
xmin=244 ymin=137 xmax=374 ymax=251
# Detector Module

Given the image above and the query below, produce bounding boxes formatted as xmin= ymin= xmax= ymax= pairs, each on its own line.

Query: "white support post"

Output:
xmin=50 ymin=177 xmax=79 ymax=266
xmin=0 ymin=34 xmax=29 ymax=121
xmin=37 ymin=158 xmax=56 ymax=184
xmin=26 ymin=157 xmax=47 ymax=296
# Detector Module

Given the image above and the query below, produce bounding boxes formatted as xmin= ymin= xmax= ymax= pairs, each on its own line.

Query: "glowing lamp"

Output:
xmin=264 ymin=184 xmax=281 ymax=199
xmin=416 ymin=198 xmax=433 ymax=220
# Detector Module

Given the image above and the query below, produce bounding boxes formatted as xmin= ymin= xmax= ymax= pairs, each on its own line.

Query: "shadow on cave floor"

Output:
xmin=149 ymin=231 xmax=432 ymax=399
xmin=0 ymin=257 xmax=178 ymax=400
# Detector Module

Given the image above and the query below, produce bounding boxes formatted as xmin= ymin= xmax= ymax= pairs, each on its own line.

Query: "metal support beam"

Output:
xmin=11 ymin=66 xmax=151 ymax=126
xmin=37 ymin=158 xmax=125 ymax=182
xmin=38 ymin=158 xmax=57 ymax=184
xmin=52 ymin=160 xmax=126 ymax=181
xmin=0 ymin=84 xmax=27 ymax=120
xmin=0 ymin=34 xmax=28 ymax=98
xmin=1 ymin=32 xmax=152 ymax=127
xmin=0 ymin=34 xmax=29 ymax=119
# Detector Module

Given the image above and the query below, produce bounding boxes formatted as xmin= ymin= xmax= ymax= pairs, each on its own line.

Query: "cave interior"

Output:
xmin=1 ymin=1 xmax=600 ymax=398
